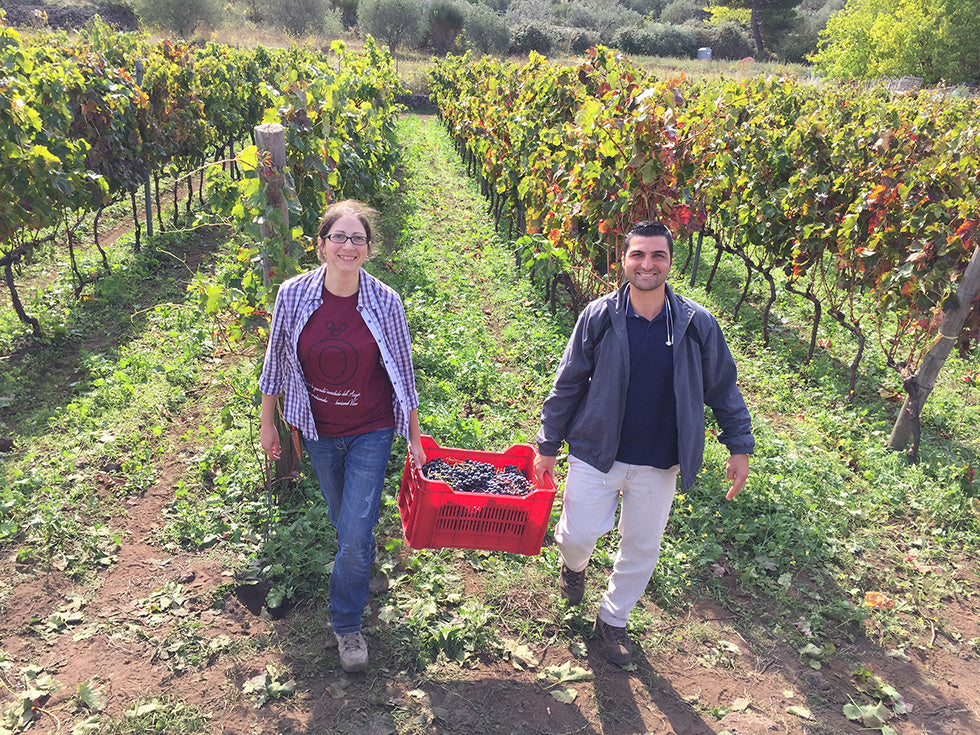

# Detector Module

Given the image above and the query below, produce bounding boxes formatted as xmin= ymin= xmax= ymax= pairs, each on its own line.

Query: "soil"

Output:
xmin=0 ymin=1 xmax=138 ymax=32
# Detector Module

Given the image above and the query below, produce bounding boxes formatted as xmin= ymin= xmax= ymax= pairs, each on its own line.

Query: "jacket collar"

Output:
xmin=615 ymin=282 xmax=695 ymax=340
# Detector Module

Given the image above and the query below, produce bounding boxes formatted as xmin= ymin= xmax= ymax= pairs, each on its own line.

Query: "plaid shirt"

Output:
xmin=259 ymin=265 xmax=420 ymax=439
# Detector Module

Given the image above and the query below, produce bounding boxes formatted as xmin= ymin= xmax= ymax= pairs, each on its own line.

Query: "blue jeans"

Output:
xmin=303 ymin=426 xmax=395 ymax=635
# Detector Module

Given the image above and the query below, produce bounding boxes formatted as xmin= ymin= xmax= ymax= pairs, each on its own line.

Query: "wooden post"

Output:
xmin=689 ymin=229 xmax=704 ymax=287
xmin=254 ymin=124 xmax=299 ymax=486
xmin=254 ymin=123 xmax=289 ymax=287
xmin=135 ymin=59 xmax=153 ymax=240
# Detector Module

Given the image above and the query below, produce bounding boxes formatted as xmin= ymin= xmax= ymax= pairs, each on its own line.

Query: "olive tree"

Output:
xmin=428 ymin=0 xmax=465 ymax=53
xmin=358 ymin=0 xmax=423 ymax=52
xmin=266 ymin=0 xmax=335 ymax=34
xmin=465 ymin=4 xmax=511 ymax=55
xmin=133 ymin=0 xmax=223 ymax=37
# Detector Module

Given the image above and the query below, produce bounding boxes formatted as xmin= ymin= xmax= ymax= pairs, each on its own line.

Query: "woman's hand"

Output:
xmin=260 ymin=421 xmax=281 ymax=461
xmin=409 ymin=437 xmax=426 ymax=469
xmin=259 ymin=393 xmax=282 ymax=461
xmin=408 ymin=409 xmax=426 ymax=468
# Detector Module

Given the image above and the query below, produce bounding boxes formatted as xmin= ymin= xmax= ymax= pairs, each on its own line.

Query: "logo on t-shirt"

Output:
xmin=303 ymin=320 xmax=360 ymax=407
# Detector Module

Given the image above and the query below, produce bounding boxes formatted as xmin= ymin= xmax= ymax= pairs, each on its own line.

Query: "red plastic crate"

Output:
xmin=398 ymin=435 xmax=557 ymax=555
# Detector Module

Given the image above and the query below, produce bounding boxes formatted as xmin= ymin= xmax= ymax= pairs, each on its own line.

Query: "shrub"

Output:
xmin=427 ymin=0 xmax=465 ymax=54
xmin=465 ymin=4 xmax=511 ymax=56
xmin=613 ymin=23 xmax=698 ymax=57
xmin=571 ymin=28 xmax=600 ymax=54
xmin=357 ymin=0 xmax=422 ymax=52
xmin=331 ymin=0 xmax=359 ymax=28
xmin=613 ymin=27 xmax=642 ymax=54
xmin=132 ymin=0 xmax=223 ymax=37
xmin=510 ymin=22 xmax=552 ymax=55
xmin=692 ymin=20 xmax=754 ymax=60
xmin=660 ymin=0 xmax=708 ymax=25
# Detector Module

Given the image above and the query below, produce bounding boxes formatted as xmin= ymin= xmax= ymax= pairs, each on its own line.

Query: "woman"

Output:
xmin=259 ymin=199 xmax=425 ymax=673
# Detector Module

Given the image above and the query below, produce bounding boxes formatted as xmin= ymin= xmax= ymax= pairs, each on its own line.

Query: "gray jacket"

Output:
xmin=537 ymin=283 xmax=754 ymax=490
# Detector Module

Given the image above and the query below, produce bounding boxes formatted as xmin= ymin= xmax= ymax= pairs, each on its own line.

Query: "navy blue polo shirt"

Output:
xmin=616 ymin=296 xmax=679 ymax=469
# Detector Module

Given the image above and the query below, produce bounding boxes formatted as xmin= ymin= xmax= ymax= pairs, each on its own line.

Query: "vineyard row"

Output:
xmin=429 ymin=49 xmax=980 ymax=390
xmin=1 ymin=17 xmax=403 ymax=335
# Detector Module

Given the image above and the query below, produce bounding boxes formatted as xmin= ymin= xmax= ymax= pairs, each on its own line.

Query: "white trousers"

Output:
xmin=555 ymin=455 xmax=679 ymax=628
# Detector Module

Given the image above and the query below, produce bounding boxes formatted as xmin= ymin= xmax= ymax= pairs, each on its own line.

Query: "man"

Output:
xmin=533 ymin=221 xmax=754 ymax=666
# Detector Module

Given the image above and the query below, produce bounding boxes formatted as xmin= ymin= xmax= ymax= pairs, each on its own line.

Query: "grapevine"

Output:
xmin=431 ymin=49 xmax=980 ymax=436
xmin=0 ymin=16 xmax=403 ymax=340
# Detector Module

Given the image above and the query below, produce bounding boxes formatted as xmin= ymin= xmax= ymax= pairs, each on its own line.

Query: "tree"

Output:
xmin=427 ymin=0 xmax=465 ymax=54
xmin=809 ymin=0 xmax=926 ymax=79
xmin=506 ymin=0 xmax=554 ymax=25
xmin=810 ymin=0 xmax=980 ymax=83
xmin=710 ymin=0 xmax=804 ymax=57
xmin=915 ymin=0 xmax=980 ymax=82
xmin=563 ymin=1 xmax=642 ymax=39
xmin=357 ymin=0 xmax=423 ymax=52
xmin=331 ymin=0 xmax=359 ymax=28
xmin=266 ymin=0 xmax=330 ymax=34
xmin=774 ymin=0 xmax=844 ymax=63
xmin=132 ymin=0 xmax=223 ymax=37
xmin=465 ymin=4 xmax=511 ymax=55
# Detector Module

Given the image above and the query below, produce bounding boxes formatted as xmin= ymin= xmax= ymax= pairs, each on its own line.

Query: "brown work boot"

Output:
xmin=559 ymin=564 xmax=586 ymax=605
xmin=594 ymin=617 xmax=633 ymax=666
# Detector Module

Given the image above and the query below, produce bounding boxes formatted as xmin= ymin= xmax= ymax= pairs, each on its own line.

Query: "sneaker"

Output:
xmin=559 ymin=564 xmax=586 ymax=605
xmin=335 ymin=632 xmax=369 ymax=672
xmin=594 ymin=617 xmax=633 ymax=667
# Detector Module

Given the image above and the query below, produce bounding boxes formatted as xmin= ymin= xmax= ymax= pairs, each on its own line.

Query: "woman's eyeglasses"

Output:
xmin=324 ymin=232 xmax=369 ymax=247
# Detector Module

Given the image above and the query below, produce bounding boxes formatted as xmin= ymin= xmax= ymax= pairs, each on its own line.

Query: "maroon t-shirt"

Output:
xmin=297 ymin=287 xmax=395 ymax=437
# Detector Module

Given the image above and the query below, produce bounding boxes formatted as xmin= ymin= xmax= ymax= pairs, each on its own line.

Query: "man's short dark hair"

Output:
xmin=624 ymin=221 xmax=673 ymax=258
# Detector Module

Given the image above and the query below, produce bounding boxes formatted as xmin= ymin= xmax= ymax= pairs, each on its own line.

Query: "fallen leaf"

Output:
xmin=717 ymin=640 xmax=741 ymax=654
xmin=550 ymin=687 xmax=577 ymax=703
xmin=502 ymin=637 xmax=539 ymax=670
xmin=537 ymin=661 xmax=593 ymax=684
xmin=864 ymin=591 xmax=895 ymax=609
xmin=787 ymin=705 xmax=814 ymax=720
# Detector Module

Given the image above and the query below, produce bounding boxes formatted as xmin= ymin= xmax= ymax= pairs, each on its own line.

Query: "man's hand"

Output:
xmin=725 ymin=453 xmax=749 ymax=500
xmin=533 ymin=452 xmax=556 ymax=486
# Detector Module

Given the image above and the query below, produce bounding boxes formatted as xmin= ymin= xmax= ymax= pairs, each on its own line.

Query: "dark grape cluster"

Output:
xmin=421 ymin=458 xmax=535 ymax=497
